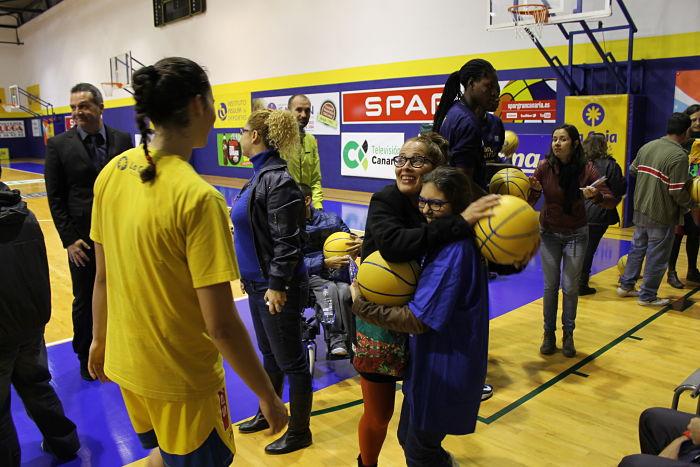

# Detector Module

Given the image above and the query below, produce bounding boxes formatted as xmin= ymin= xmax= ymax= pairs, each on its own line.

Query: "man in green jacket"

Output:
xmin=283 ymin=94 xmax=324 ymax=209
xmin=618 ymin=113 xmax=693 ymax=306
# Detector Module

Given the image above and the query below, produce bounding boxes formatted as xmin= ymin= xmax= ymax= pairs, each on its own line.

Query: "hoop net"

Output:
xmin=508 ymin=3 xmax=550 ymax=39
xmin=100 ymin=82 xmax=125 ymax=98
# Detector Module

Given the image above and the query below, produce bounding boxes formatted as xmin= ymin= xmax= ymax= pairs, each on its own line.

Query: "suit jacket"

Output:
xmin=45 ymin=125 xmax=133 ymax=247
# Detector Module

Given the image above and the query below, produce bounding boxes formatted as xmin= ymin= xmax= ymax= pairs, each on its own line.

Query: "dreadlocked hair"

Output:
xmin=432 ymin=58 xmax=496 ymax=133
xmin=247 ymin=109 xmax=300 ymax=155
xmin=131 ymin=57 xmax=211 ymax=183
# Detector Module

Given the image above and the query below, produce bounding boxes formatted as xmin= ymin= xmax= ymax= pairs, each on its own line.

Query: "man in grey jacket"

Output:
xmin=617 ymin=113 xmax=693 ymax=306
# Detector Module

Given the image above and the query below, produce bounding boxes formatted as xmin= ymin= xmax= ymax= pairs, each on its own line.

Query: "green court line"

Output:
xmin=477 ymin=286 xmax=700 ymax=425
xmin=290 ymin=287 xmax=699 ymax=425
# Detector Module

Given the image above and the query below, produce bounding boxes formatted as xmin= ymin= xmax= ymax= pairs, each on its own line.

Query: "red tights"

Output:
xmin=358 ymin=376 xmax=396 ymax=466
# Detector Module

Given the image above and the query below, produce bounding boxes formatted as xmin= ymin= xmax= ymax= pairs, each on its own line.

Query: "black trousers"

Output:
xmin=68 ymin=243 xmax=95 ymax=362
xmin=619 ymin=408 xmax=700 ymax=466
xmin=0 ymin=332 xmax=79 ymax=466
xmin=580 ymin=224 xmax=608 ymax=285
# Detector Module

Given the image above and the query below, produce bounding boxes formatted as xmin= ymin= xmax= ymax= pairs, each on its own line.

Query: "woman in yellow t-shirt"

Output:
xmin=87 ymin=57 xmax=287 ymax=465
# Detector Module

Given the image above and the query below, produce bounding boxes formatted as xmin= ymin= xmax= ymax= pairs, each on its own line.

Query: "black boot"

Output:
xmin=265 ymin=383 xmax=313 ymax=455
xmin=358 ymin=454 xmax=378 ymax=467
xmin=667 ymin=270 xmax=684 ymax=289
xmin=239 ymin=371 xmax=284 ymax=433
xmin=540 ymin=331 xmax=556 ymax=355
xmin=562 ymin=330 xmax=576 ymax=358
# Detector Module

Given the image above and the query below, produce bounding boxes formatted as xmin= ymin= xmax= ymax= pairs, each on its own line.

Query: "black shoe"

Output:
xmin=668 ymin=270 xmax=684 ymax=289
xmin=540 ymin=331 xmax=556 ymax=355
xmin=481 ymin=383 xmax=493 ymax=401
xmin=579 ymin=284 xmax=597 ymax=296
xmin=687 ymin=270 xmax=700 ymax=283
xmin=358 ymin=454 xmax=378 ymax=467
xmin=265 ymin=429 xmax=312 ymax=455
xmin=239 ymin=411 xmax=270 ymax=433
xmin=562 ymin=331 xmax=576 ymax=358
xmin=79 ymin=361 xmax=95 ymax=382
xmin=41 ymin=440 xmax=79 ymax=461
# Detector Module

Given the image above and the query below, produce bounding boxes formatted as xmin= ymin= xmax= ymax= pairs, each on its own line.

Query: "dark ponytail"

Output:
xmin=131 ymin=57 xmax=211 ymax=183
xmin=432 ymin=58 xmax=496 ymax=132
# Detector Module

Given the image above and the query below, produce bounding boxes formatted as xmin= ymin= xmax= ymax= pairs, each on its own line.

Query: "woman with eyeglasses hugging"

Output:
xmin=230 ymin=109 xmax=313 ymax=455
xmin=352 ymin=166 xmax=488 ymax=467
xmin=353 ymin=132 xmax=499 ymax=467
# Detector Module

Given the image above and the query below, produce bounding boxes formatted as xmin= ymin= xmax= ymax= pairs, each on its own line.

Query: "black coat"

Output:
xmin=361 ymin=183 xmax=472 ymax=262
xmin=0 ymin=185 xmax=50 ymax=342
xmin=45 ymin=125 xmax=133 ymax=247
xmin=242 ymin=152 xmax=307 ymax=291
xmin=584 ymin=156 xmax=627 ymax=225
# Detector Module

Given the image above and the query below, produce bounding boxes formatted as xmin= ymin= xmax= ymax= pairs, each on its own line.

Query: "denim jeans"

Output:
xmin=620 ymin=224 xmax=675 ymax=302
xmin=397 ymin=398 xmax=451 ymax=467
xmin=243 ymin=279 xmax=312 ymax=404
xmin=0 ymin=333 xmax=79 ymax=466
xmin=308 ymin=275 xmax=353 ymax=348
xmin=540 ymin=227 xmax=589 ymax=333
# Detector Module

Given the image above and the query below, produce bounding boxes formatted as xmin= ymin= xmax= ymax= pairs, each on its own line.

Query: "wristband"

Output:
xmin=684 ymin=430 xmax=692 ymax=440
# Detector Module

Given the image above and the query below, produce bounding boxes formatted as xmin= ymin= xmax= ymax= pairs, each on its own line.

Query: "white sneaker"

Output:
xmin=638 ymin=298 xmax=671 ymax=307
xmin=330 ymin=343 xmax=348 ymax=356
xmin=617 ymin=287 xmax=640 ymax=297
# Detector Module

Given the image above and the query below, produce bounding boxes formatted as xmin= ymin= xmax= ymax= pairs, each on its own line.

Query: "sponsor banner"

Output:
xmin=0 ymin=120 xmax=25 ymax=138
xmin=342 ymin=85 xmax=443 ymax=124
xmin=674 ymin=70 xmax=700 ymax=112
xmin=507 ymin=134 xmax=552 ymax=175
xmin=31 ymin=119 xmax=42 ymax=137
xmin=41 ymin=120 xmax=54 ymax=145
xmin=497 ymin=79 xmax=557 ymax=123
xmin=214 ymin=92 xmax=251 ymax=129
xmin=341 ymin=132 xmax=404 ymax=180
xmin=217 ymin=132 xmax=251 ymax=168
xmin=565 ymin=94 xmax=630 ymax=222
xmin=254 ymin=92 xmax=340 ymax=135
xmin=0 ymin=148 xmax=9 ymax=161
xmin=64 ymin=116 xmax=75 ymax=130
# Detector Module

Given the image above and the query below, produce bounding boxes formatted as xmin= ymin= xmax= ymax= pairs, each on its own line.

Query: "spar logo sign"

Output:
xmin=341 ymin=133 xmax=404 ymax=180
xmin=343 ymin=140 xmax=370 ymax=170
xmin=582 ymin=103 xmax=605 ymax=127
xmin=342 ymin=86 xmax=443 ymax=124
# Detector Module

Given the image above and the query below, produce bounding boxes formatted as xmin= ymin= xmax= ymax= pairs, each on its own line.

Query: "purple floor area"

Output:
xmin=4 ymin=162 xmax=45 ymax=175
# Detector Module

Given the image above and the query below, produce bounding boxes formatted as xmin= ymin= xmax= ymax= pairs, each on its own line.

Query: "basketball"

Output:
xmin=489 ymin=167 xmax=530 ymax=200
xmin=356 ymin=251 xmax=420 ymax=306
xmin=690 ymin=177 xmax=700 ymax=203
xmin=502 ymin=130 xmax=520 ymax=156
xmin=473 ymin=195 xmax=540 ymax=265
xmin=323 ymin=232 xmax=357 ymax=258
xmin=617 ymin=254 xmax=644 ymax=278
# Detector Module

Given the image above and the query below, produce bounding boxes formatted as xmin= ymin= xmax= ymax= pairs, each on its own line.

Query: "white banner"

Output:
xmin=254 ymin=92 xmax=340 ymax=135
xmin=31 ymin=119 xmax=42 ymax=137
xmin=0 ymin=120 xmax=26 ymax=138
xmin=340 ymin=132 xmax=404 ymax=180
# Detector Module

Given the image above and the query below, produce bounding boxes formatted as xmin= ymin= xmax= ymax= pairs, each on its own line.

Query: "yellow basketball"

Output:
xmin=473 ymin=195 xmax=540 ymax=265
xmin=617 ymin=254 xmax=644 ymax=278
xmin=489 ymin=167 xmax=530 ymax=200
xmin=323 ymin=231 xmax=356 ymax=259
xmin=502 ymin=130 xmax=519 ymax=156
xmin=357 ymin=251 xmax=420 ymax=306
xmin=691 ymin=177 xmax=700 ymax=203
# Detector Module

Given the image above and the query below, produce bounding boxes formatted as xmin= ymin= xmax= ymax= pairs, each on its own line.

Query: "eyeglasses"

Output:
xmin=418 ymin=197 xmax=450 ymax=212
xmin=392 ymin=156 xmax=432 ymax=168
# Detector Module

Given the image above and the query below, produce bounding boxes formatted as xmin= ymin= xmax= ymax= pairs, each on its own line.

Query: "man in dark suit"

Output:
xmin=45 ymin=83 xmax=132 ymax=381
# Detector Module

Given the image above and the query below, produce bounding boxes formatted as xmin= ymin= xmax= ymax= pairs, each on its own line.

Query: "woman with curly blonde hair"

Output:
xmin=231 ymin=109 xmax=313 ymax=455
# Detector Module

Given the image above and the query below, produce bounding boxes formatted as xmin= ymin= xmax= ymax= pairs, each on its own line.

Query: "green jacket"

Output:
xmin=630 ymin=136 xmax=692 ymax=226
xmin=280 ymin=132 xmax=323 ymax=209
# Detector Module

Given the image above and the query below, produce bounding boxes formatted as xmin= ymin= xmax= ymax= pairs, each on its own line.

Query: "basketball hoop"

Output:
xmin=508 ymin=3 xmax=550 ymax=39
xmin=101 ymin=82 xmax=125 ymax=98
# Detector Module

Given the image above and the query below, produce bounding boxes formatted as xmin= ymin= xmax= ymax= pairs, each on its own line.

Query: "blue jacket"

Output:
xmin=303 ymin=207 xmax=352 ymax=283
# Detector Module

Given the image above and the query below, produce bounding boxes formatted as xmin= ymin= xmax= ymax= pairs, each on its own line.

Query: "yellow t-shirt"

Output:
xmin=91 ymin=147 xmax=239 ymax=401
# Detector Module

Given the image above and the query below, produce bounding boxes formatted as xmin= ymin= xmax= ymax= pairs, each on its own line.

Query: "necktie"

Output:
xmin=87 ymin=133 xmax=107 ymax=169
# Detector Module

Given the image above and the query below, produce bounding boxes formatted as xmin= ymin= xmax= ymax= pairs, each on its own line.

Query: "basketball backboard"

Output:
xmin=488 ymin=0 xmax=613 ymax=30
xmin=107 ymin=51 xmax=145 ymax=96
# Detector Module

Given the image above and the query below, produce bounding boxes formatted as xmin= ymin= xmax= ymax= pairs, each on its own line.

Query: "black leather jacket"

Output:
xmin=240 ymin=151 xmax=307 ymax=291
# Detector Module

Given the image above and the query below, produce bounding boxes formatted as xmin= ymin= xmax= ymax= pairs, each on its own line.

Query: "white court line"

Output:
xmin=45 ymin=296 xmax=251 ymax=347
xmin=5 ymin=178 xmax=45 ymax=186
